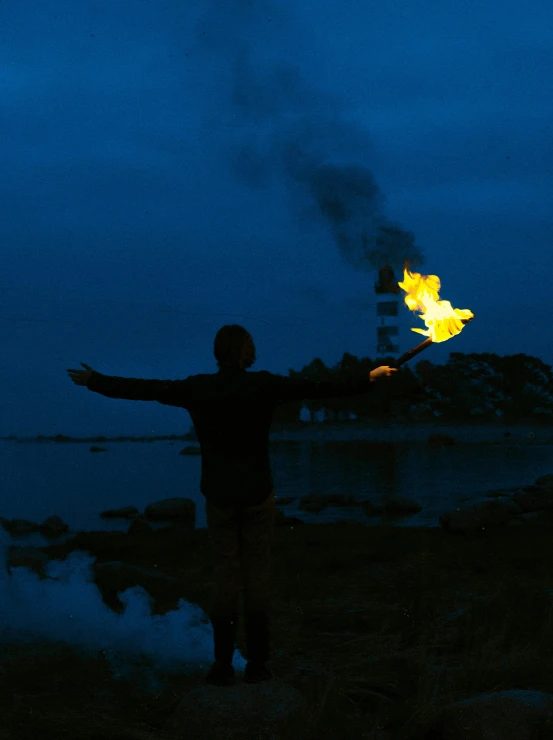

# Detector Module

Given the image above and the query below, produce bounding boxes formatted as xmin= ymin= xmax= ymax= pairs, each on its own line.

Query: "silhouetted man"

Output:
xmin=67 ymin=323 xmax=397 ymax=686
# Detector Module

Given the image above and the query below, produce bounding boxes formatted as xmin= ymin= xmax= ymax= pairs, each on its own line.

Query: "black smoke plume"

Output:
xmin=191 ymin=0 xmax=425 ymax=274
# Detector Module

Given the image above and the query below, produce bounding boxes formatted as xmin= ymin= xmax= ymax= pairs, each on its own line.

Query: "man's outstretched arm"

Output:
xmin=67 ymin=362 xmax=95 ymax=386
xmin=66 ymin=362 xmax=192 ymax=406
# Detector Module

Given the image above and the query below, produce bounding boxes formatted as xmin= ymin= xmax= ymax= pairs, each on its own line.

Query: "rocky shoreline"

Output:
xmin=3 ymin=471 xmax=553 ymax=545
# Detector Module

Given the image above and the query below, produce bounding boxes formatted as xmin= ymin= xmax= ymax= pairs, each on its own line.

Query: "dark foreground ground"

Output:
xmin=2 ymin=508 xmax=553 ymax=739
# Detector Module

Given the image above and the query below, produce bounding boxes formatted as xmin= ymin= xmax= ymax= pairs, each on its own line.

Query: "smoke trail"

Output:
xmin=190 ymin=0 xmax=425 ymax=273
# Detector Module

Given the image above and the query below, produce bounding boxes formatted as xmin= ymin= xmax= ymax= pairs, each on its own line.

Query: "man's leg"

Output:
xmin=239 ymin=490 xmax=276 ymax=672
xmin=205 ymin=501 xmax=243 ymax=677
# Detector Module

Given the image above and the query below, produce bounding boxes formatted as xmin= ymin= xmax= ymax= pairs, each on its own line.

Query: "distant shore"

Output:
xmin=3 ymin=419 xmax=553 ymax=445
xmin=269 ymin=420 xmax=552 ymax=444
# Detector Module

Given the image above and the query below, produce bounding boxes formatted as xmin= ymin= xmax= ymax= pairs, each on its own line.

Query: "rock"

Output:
xmin=474 ymin=496 xmax=523 ymax=523
xmin=5 ymin=544 xmax=187 ymax=611
xmin=275 ymin=496 xmax=296 ymax=506
xmin=520 ymin=511 xmax=545 ymax=523
xmin=4 ymin=465 xmax=553 ymax=550
xmin=298 ymin=498 xmax=325 ymax=513
xmin=439 ymin=497 xmax=523 ymax=533
xmin=439 ymin=507 xmax=485 ymax=534
xmin=536 ymin=473 xmax=553 ymax=488
xmin=0 ymin=517 xmax=40 ymax=536
xmin=437 ymin=483 xmax=553 ymax=535
xmin=93 ymin=560 xmax=184 ymax=594
xmin=89 ymin=445 xmax=108 ymax=453
xmin=361 ymin=500 xmax=385 ymax=516
xmin=161 ymin=682 xmax=305 ymax=740
xmin=127 ymin=517 xmax=154 ymax=536
xmin=40 ymin=515 xmax=70 ymax=538
xmin=426 ymin=689 xmax=553 ymax=740
xmin=439 ymin=489 xmax=553 ymax=533
xmin=382 ymin=497 xmax=422 ymax=514
xmin=522 ymin=484 xmax=540 ymax=493
xmin=274 ymin=510 xmax=306 ymax=527
xmin=161 ymin=664 xmax=336 ymax=740
xmin=143 ymin=497 xmax=196 ymax=527
xmin=484 ymin=486 xmax=521 ymax=498
xmin=0 ymin=515 xmax=70 ymax=539
xmin=297 ymin=492 xmax=420 ymax=518
xmin=100 ymin=505 xmax=141 ymax=519
xmin=298 ymin=492 xmax=359 ymax=512
xmin=512 ymin=488 xmax=553 ymax=513
xmin=0 ymin=496 xmax=194 ymax=543
xmin=6 ymin=546 xmax=50 ymax=577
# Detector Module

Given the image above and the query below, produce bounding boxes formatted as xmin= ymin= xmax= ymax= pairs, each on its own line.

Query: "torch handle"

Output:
xmin=392 ymin=338 xmax=433 ymax=368
xmin=391 ymin=316 xmax=474 ymax=369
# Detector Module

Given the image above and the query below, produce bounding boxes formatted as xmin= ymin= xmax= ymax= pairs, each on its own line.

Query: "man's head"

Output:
xmin=214 ymin=324 xmax=256 ymax=370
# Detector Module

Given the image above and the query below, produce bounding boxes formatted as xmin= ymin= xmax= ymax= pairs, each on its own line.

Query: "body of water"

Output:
xmin=1 ymin=438 xmax=551 ymax=547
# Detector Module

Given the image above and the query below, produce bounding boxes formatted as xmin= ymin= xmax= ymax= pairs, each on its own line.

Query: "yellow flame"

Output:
xmin=398 ymin=269 xmax=474 ymax=343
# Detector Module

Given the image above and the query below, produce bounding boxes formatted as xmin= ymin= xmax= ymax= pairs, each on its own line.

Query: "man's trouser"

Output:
xmin=205 ymin=489 xmax=276 ymax=666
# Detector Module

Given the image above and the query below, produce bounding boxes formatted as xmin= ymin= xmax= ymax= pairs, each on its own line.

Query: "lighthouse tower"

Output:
xmin=374 ymin=264 xmax=403 ymax=362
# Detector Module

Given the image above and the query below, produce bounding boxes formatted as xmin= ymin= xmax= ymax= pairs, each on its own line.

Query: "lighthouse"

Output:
xmin=374 ymin=264 xmax=403 ymax=362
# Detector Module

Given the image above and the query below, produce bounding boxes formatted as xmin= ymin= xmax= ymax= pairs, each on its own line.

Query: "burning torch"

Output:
xmin=391 ymin=268 xmax=474 ymax=368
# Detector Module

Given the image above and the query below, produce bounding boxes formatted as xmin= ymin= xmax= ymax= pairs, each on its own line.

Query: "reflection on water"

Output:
xmin=1 ymin=439 xmax=552 ymax=546
xmin=270 ymin=439 xmax=552 ymax=528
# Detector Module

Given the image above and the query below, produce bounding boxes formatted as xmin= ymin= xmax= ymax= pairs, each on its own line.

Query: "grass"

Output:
xmin=2 ymin=513 xmax=553 ymax=739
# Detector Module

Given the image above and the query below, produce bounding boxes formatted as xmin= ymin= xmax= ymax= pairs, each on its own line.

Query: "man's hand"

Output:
xmin=67 ymin=362 xmax=95 ymax=386
xmin=370 ymin=365 xmax=398 ymax=382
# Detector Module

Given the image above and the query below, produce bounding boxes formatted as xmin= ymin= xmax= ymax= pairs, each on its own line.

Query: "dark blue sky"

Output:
xmin=2 ymin=0 xmax=552 ymax=437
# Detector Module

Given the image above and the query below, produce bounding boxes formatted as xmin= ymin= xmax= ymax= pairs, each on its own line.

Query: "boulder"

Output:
xmin=274 ymin=510 xmax=306 ymax=527
xmin=506 ymin=511 xmax=546 ymax=528
xmin=425 ymin=689 xmax=553 ymax=740
xmin=535 ymin=473 xmax=553 ymax=487
xmin=438 ymin=481 xmax=553 ymax=534
xmin=439 ymin=496 xmax=523 ymax=533
xmin=161 ymin=663 xmax=336 ymax=740
xmin=40 ymin=515 xmax=70 ymax=538
xmin=1 ymin=496 xmax=197 ymax=541
xmin=93 ymin=560 xmax=184 ymax=596
xmin=512 ymin=487 xmax=553 ymax=513
xmin=0 ymin=514 xmax=70 ymax=539
xmin=4 ymin=467 xmax=553 ymax=548
xmin=275 ymin=496 xmax=296 ymax=507
xmin=484 ymin=487 xmax=521 ymax=498
xmin=143 ymin=498 xmax=196 ymax=528
xmin=297 ymin=492 xmax=421 ymax=517
xmin=127 ymin=516 xmax=154 ymax=536
xmin=5 ymin=545 xmax=50 ymax=577
xmin=161 ymin=682 xmax=306 ymax=740
xmin=0 ymin=517 xmax=39 ymax=536
xmin=382 ymin=497 xmax=422 ymax=515
xmin=100 ymin=506 xmax=140 ymax=519
xmin=298 ymin=492 xmax=359 ymax=513
xmin=439 ymin=507 xmax=485 ymax=534
xmin=361 ymin=500 xmax=385 ymax=517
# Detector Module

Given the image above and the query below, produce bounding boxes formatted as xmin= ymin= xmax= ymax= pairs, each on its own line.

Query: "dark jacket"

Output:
xmin=86 ymin=366 xmax=374 ymax=508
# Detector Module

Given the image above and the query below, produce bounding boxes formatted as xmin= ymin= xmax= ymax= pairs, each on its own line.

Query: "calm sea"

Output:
xmin=1 ymin=438 xmax=551 ymax=547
